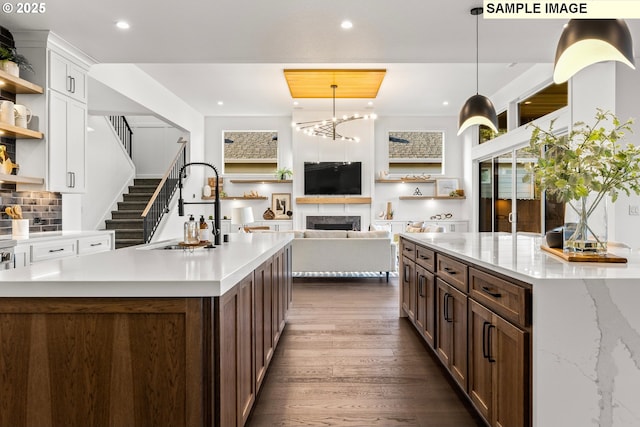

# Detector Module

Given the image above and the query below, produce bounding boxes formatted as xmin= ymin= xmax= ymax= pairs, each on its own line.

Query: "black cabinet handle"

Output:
xmin=90 ymin=242 xmax=102 ymax=247
xmin=404 ymin=265 xmax=410 ymax=282
xmin=419 ymin=254 xmax=430 ymax=260
xmin=443 ymin=267 xmax=457 ymax=275
xmin=443 ymin=293 xmax=453 ymax=322
xmin=481 ymin=286 xmax=502 ymax=298
xmin=404 ymin=247 xmax=413 ymax=252
xmin=487 ymin=324 xmax=496 ymax=363
xmin=48 ymin=248 xmax=65 ymax=253
xmin=418 ymin=275 xmax=424 ymax=297
xmin=482 ymin=321 xmax=490 ymax=359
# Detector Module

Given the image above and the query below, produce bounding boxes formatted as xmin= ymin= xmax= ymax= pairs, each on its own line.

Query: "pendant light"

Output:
xmin=553 ymin=19 xmax=635 ymax=84
xmin=457 ymin=7 xmax=498 ymax=136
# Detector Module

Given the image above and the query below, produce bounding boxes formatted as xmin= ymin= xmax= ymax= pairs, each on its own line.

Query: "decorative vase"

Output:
xmin=563 ymin=193 xmax=608 ymax=254
xmin=0 ymin=60 xmax=19 ymax=77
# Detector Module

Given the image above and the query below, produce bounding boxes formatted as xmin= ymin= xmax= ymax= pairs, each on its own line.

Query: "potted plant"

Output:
xmin=526 ymin=109 xmax=640 ymax=253
xmin=275 ymin=167 xmax=292 ymax=180
xmin=0 ymin=46 xmax=33 ymax=77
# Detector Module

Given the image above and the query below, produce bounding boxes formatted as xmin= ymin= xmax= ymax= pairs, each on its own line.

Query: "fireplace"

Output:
xmin=306 ymin=216 xmax=361 ymax=231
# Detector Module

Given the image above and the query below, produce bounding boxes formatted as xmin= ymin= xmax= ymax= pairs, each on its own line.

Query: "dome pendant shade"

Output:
xmin=553 ymin=19 xmax=635 ymax=84
xmin=457 ymin=94 xmax=498 ymax=136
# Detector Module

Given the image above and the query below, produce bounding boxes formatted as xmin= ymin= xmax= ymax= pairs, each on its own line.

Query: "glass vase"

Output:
xmin=563 ymin=193 xmax=608 ymax=254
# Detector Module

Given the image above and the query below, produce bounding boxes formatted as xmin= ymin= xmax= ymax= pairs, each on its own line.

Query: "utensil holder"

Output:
xmin=12 ymin=219 xmax=28 ymax=238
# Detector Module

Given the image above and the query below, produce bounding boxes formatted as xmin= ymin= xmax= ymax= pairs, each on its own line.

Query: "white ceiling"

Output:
xmin=3 ymin=1 xmax=639 ymax=117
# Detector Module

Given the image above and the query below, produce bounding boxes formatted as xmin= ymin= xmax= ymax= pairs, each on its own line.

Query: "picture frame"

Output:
xmin=436 ymin=178 xmax=459 ymax=197
xmin=271 ymin=193 xmax=291 ymax=218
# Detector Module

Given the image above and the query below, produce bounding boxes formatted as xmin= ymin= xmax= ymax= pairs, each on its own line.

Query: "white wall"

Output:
xmin=613 ymin=61 xmax=640 ymax=247
xmin=89 ymin=64 xmax=206 ymax=241
xmin=82 ymin=116 xmax=136 ymax=230
xmin=132 ymin=123 xmax=187 ymax=178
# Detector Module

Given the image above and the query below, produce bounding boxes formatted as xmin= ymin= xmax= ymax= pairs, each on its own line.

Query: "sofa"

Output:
xmin=290 ymin=230 xmax=397 ymax=280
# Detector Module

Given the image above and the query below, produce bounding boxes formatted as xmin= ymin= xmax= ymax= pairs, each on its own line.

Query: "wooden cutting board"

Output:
xmin=541 ymin=245 xmax=627 ymax=263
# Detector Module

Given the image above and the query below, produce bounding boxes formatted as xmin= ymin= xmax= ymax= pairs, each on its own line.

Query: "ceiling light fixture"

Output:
xmin=553 ymin=19 xmax=635 ymax=84
xmin=457 ymin=7 xmax=498 ymax=136
xmin=341 ymin=20 xmax=353 ymax=29
xmin=115 ymin=20 xmax=130 ymax=30
xmin=217 ymin=101 xmax=223 ymax=106
xmin=291 ymin=84 xmax=376 ymax=142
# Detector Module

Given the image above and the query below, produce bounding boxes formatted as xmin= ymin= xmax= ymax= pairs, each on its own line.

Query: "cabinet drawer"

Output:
xmin=31 ymin=239 xmax=77 ymax=263
xmin=436 ymin=254 xmax=468 ymax=292
xmin=400 ymin=239 xmax=416 ymax=261
xmin=415 ymin=245 xmax=435 ymax=272
xmin=78 ymin=235 xmax=112 ymax=255
xmin=469 ymin=267 xmax=530 ymax=327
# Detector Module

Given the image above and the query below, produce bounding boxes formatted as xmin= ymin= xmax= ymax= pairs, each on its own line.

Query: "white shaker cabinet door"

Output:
xmin=48 ymin=91 xmax=86 ymax=193
xmin=49 ymin=50 xmax=87 ymax=103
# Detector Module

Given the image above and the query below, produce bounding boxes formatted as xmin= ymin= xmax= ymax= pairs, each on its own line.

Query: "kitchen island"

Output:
xmin=0 ymin=233 xmax=293 ymax=427
xmin=399 ymin=232 xmax=640 ymax=427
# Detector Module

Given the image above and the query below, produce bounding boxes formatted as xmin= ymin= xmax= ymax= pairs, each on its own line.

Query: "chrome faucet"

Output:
xmin=177 ymin=162 xmax=221 ymax=245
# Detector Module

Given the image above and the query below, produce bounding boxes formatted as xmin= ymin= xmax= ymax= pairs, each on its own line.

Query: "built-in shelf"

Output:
xmin=375 ymin=179 xmax=435 ymax=183
xmin=0 ymin=69 xmax=44 ymax=94
xmin=0 ymin=122 xmax=44 ymax=139
xmin=296 ymin=197 xmax=372 ymax=205
xmin=229 ymin=179 xmax=292 ymax=184
xmin=204 ymin=196 xmax=268 ymax=200
xmin=399 ymin=196 xmax=466 ymax=200
xmin=0 ymin=173 xmax=44 ymax=185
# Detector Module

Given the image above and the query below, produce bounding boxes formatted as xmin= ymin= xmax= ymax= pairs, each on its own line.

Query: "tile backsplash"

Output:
xmin=0 ymin=190 xmax=62 ymax=235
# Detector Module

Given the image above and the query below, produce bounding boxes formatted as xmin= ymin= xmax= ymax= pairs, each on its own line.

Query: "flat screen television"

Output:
xmin=304 ymin=162 xmax=362 ymax=195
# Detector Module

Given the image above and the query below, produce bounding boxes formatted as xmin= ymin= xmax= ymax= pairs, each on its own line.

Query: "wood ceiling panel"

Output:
xmin=284 ymin=69 xmax=386 ymax=98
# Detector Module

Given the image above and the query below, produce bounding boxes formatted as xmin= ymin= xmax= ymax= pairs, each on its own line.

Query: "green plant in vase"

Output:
xmin=526 ymin=109 xmax=640 ymax=253
xmin=275 ymin=167 xmax=292 ymax=180
xmin=0 ymin=46 xmax=34 ymax=75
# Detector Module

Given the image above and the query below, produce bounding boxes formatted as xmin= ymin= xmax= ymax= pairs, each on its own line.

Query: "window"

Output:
xmin=518 ymin=82 xmax=568 ymax=126
xmin=223 ymin=131 xmax=278 ymax=174
xmin=388 ymin=131 xmax=443 ymax=175
xmin=479 ymin=111 xmax=508 ymax=144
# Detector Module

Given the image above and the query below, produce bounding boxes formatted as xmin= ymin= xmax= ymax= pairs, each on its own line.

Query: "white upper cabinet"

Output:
xmin=49 ymin=50 xmax=87 ymax=103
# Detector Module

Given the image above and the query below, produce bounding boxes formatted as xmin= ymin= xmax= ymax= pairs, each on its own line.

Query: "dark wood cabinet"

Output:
xmin=469 ymin=299 xmax=529 ymax=427
xmin=218 ymin=272 xmax=255 ymax=427
xmin=415 ymin=264 xmax=435 ymax=348
xmin=400 ymin=237 xmax=530 ymax=427
xmin=0 ymin=298 xmax=206 ymax=427
xmin=254 ymin=258 xmax=274 ymax=392
xmin=401 ymin=255 xmax=416 ymax=321
xmin=436 ymin=278 xmax=468 ymax=390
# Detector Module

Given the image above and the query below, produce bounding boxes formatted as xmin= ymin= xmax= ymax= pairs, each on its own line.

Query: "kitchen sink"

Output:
xmin=155 ymin=244 xmax=216 ymax=250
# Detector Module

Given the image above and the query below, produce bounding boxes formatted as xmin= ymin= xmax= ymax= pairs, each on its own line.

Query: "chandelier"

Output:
xmin=292 ymin=84 xmax=377 ymax=142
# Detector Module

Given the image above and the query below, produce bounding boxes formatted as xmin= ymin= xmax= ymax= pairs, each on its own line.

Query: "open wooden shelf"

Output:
xmin=207 ymin=196 xmax=268 ymax=200
xmin=0 ymin=69 xmax=44 ymax=94
xmin=399 ymin=196 xmax=466 ymax=200
xmin=296 ymin=197 xmax=372 ymax=205
xmin=375 ymin=179 xmax=435 ymax=183
xmin=229 ymin=179 xmax=292 ymax=184
xmin=0 ymin=122 xmax=44 ymax=139
xmin=0 ymin=173 xmax=44 ymax=185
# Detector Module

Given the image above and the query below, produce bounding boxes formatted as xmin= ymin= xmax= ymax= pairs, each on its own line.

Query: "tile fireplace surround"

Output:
xmin=306 ymin=216 xmax=361 ymax=231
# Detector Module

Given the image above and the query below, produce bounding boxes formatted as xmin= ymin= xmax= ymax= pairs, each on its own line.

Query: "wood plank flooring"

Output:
xmin=246 ymin=277 xmax=484 ymax=427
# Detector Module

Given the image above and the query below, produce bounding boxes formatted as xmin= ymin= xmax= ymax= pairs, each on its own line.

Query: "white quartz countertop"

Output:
xmin=401 ymin=232 xmax=640 ymax=283
xmin=0 ymin=233 xmax=293 ymax=297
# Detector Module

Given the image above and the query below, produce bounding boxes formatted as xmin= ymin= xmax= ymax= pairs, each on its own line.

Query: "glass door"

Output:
xmin=478 ymin=160 xmax=493 ymax=232
xmin=495 ymin=152 xmax=514 ymax=233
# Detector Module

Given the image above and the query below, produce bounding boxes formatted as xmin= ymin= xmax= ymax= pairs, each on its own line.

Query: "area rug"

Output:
xmin=293 ymin=271 xmax=398 ymax=278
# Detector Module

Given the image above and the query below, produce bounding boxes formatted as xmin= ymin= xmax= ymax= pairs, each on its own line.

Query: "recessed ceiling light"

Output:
xmin=293 ymin=101 xmax=299 ymax=106
xmin=115 ymin=20 xmax=130 ymax=30
xmin=87 ymin=126 xmax=95 ymax=132
xmin=217 ymin=101 xmax=224 ymax=106
xmin=524 ymin=101 xmax=532 ymax=104
xmin=0 ymin=81 xmax=5 ymax=86
xmin=442 ymin=101 xmax=449 ymax=106
xmin=341 ymin=20 xmax=353 ymax=30
xmin=367 ymin=101 xmax=373 ymax=106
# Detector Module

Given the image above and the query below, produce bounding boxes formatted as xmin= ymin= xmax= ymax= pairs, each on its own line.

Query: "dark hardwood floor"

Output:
xmin=246 ymin=277 xmax=484 ymax=427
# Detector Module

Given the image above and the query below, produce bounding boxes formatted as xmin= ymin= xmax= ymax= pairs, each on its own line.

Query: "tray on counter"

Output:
xmin=541 ymin=245 xmax=627 ymax=263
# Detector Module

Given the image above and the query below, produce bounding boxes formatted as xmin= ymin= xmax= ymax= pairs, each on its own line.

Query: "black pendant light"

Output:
xmin=553 ymin=19 xmax=635 ymax=84
xmin=457 ymin=7 xmax=498 ymax=136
